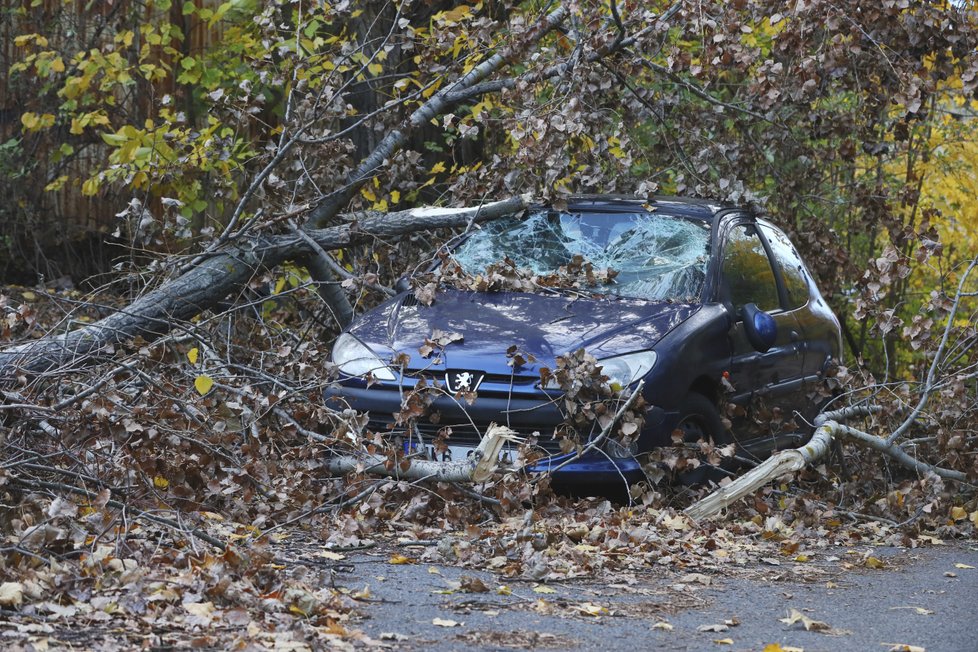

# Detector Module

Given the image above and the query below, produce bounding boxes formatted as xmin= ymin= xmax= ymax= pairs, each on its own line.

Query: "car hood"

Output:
xmin=347 ymin=289 xmax=699 ymax=375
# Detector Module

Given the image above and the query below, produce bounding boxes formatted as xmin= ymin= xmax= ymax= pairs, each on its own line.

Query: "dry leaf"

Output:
xmin=432 ymin=618 xmax=462 ymax=627
xmin=533 ymin=585 xmax=556 ymax=594
xmin=885 ymin=645 xmax=925 ymax=652
xmin=890 ymin=606 xmax=934 ymax=615
xmin=0 ymin=582 xmax=24 ymax=608
xmin=698 ymin=624 xmax=729 ymax=632
xmin=714 ymin=638 xmax=734 ymax=645
xmin=184 ymin=602 xmax=215 ymax=617
xmin=779 ymin=608 xmax=830 ymax=632
xmin=652 ymin=621 xmax=673 ymax=631
xmin=954 ymin=563 xmax=974 ymax=569
xmin=388 ymin=554 xmax=415 ymax=565
xmin=577 ymin=602 xmax=608 ymax=616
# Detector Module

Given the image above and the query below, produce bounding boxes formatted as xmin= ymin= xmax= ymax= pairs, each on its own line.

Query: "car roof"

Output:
xmin=552 ymin=195 xmax=740 ymax=221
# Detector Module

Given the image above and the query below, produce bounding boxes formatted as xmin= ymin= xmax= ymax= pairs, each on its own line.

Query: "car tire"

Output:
xmin=675 ymin=393 xmax=735 ymax=486
xmin=676 ymin=393 xmax=731 ymax=445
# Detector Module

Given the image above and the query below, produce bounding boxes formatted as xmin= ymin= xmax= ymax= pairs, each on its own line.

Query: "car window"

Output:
xmin=721 ymin=224 xmax=780 ymax=312
xmin=451 ymin=211 xmax=711 ymax=302
xmin=760 ymin=224 xmax=811 ymax=310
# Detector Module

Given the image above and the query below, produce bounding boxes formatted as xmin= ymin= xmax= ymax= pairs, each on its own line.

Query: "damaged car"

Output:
xmin=324 ymin=196 xmax=842 ymax=485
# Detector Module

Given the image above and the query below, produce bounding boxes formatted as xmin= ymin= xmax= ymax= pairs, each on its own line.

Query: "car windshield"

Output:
xmin=451 ymin=210 xmax=711 ymax=301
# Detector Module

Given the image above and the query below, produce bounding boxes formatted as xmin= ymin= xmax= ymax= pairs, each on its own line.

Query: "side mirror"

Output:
xmin=741 ymin=303 xmax=777 ymax=352
xmin=394 ymin=275 xmax=412 ymax=293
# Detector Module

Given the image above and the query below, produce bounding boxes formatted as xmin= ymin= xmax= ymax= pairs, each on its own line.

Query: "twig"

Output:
xmin=538 ymin=380 xmax=645 ymax=477
xmin=886 ymin=257 xmax=978 ymax=445
xmin=9 ymin=477 xmax=228 ymax=550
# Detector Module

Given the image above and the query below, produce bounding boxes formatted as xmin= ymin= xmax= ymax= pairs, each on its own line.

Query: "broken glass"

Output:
xmin=451 ymin=211 xmax=710 ymax=301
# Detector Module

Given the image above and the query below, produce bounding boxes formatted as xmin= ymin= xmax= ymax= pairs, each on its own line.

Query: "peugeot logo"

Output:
xmin=445 ymin=370 xmax=485 ymax=393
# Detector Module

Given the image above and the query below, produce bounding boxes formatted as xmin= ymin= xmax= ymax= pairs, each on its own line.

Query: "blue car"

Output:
xmin=325 ymin=197 xmax=842 ymax=484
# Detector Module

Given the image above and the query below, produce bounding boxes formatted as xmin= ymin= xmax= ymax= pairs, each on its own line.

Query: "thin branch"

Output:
xmin=9 ymin=477 xmax=228 ymax=550
xmin=886 ymin=257 xmax=978 ymax=445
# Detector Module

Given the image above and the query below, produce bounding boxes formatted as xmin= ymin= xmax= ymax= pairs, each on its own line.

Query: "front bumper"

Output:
xmin=323 ymin=381 xmax=677 ymax=483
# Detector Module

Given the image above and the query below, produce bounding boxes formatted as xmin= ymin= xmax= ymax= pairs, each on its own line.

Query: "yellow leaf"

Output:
xmin=367 ymin=62 xmax=383 ymax=76
xmin=533 ymin=585 xmax=556 ymax=594
xmin=194 ymin=374 xmax=214 ymax=395
xmin=388 ymin=554 xmax=414 ymax=565
xmin=577 ymin=602 xmax=608 ymax=616
xmin=954 ymin=563 xmax=975 ymax=569
xmin=44 ymin=175 xmax=68 ymax=192
xmin=187 ymin=347 xmax=199 ymax=364
xmin=20 ymin=112 xmax=39 ymax=130
xmin=430 ymin=161 xmax=446 ymax=174
xmin=51 ymin=56 xmax=65 ymax=73
xmin=950 ymin=506 xmax=967 ymax=520
xmin=652 ymin=622 xmax=673 ymax=631
xmin=496 ymin=585 xmax=511 ymax=595
xmin=360 ymin=186 xmax=377 ymax=202
xmin=864 ymin=556 xmax=885 ymax=569
xmin=21 ymin=291 xmax=37 ymax=302
xmin=390 ymin=190 xmax=401 ymax=204
xmin=153 ymin=475 xmax=170 ymax=489
xmin=714 ymin=639 xmax=734 ymax=645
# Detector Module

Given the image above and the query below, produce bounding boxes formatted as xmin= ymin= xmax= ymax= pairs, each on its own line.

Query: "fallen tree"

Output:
xmin=0 ymin=197 xmax=526 ymax=382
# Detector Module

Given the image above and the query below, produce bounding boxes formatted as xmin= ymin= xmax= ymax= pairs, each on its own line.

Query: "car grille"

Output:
xmin=401 ymin=374 xmax=541 ymax=391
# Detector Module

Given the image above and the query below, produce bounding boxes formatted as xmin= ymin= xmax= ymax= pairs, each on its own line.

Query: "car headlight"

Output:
xmin=332 ymin=333 xmax=396 ymax=381
xmin=598 ymin=351 xmax=657 ymax=389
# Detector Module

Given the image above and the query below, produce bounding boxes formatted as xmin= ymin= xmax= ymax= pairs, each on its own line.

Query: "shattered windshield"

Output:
xmin=451 ymin=211 xmax=711 ymax=301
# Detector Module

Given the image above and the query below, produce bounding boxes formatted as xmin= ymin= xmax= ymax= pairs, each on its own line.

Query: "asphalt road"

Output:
xmin=342 ymin=542 xmax=978 ymax=651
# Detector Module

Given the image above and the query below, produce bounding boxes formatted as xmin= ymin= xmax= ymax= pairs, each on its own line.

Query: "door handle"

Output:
xmin=790 ymin=330 xmax=800 ymax=342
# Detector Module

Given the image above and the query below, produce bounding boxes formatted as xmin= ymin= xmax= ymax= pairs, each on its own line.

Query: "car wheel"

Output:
xmin=676 ymin=393 xmax=731 ymax=445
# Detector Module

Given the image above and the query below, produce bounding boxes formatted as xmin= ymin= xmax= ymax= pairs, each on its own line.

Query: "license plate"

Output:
xmin=403 ymin=440 xmax=519 ymax=467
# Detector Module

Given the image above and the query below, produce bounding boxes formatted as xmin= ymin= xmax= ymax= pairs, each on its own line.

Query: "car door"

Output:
xmin=718 ymin=219 xmax=809 ymax=445
xmin=758 ymin=221 xmax=839 ymax=377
